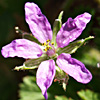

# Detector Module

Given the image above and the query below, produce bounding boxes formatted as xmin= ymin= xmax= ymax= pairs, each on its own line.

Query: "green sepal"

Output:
xmin=14 ymin=55 xmax=48 ymax=71
xmin=57 ymin=36 xmax=94 ymax=55
xmin=24 ymin=55 xmax=47 ymax=67
xmin=15 ymin=27 xmax=41 ymax=45
xmin=53 ymin=11 xmax=63 ymax=34
xmin=22 ymin=33 xmax=41 ymax=45
xmin=14 ymin=64 xmax=38 ymax=71
xmin=55 ymin=66 xmax=69 ymax=91
xmin=52 ymin=11 xmax=64 ymax=46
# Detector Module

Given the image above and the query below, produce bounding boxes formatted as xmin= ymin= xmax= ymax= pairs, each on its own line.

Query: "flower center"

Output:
xmin=42 ymin=39 xmax=56 ymax=57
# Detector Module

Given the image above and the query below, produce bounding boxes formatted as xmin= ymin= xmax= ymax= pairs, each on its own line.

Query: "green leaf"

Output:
xmin=57 ymin=36 xmax=94 ymax=55
xmin=55 ymin=95 xmax=73 ymax=100
xmin=52 ymin=11 xmax=64 ymax=46
xmin=19 ymin=76 xmax=44 ymax=100
xmin=77 ymin=89 xmax=100 ymax=100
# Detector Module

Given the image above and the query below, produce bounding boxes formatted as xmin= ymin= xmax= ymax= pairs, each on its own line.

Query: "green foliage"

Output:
xmin=19 ymin=76 xmax=100 ymax=100
xmin=19 ymin=76 xmax=67 ymax=100
xmin=77 ymin=89 xmax=100 ymax=100
xmin=79 ymin=47 xmax=100 ymax=67
xmin=55 ymin=89 xmax=100 ymax=100
xmin=55 ymin=96 xmax=73 ymax=100
xmin=19 ymin=76 xmax=44 ymax=100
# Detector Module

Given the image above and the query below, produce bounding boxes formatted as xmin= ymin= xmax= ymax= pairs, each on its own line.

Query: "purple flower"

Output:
xmin=1 ymin=2 xmax=92 ymax=100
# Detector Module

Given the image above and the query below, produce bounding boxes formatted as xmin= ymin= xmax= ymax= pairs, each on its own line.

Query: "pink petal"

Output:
xmin=36 ymin=60 xmax=55 ymax=99
xmin=25 ymin=2 xmax=52 ymax=43
xmin=1 ymin=39 xmax=43 ymax=59
xmin=56 ymin=53 xmax=92 ymax=84
xmin=56 ymin=12 xmax=91 ymax=48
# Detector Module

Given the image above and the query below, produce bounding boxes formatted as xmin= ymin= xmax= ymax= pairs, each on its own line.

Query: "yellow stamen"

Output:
xmin=42 ymin=42 xmax=46 ymax=46
xmin=44 ymin=48 xmax=47 ymax=51
xmin=46 ymin=46 xmax=50 ymax=50
xmin=46 ymin=39 xmax=50 ymax=43
xmin=51 ymin=42 xmax=54 ymax=45
xmin=42 ymin=40 xmax=53 ymax=52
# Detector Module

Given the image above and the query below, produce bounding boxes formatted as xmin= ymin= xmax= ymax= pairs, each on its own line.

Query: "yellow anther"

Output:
xmin=42 ymin=42 xmax=46 ymax=46
xmin=46 ymin=46 xmax=50 ymax=50
xmin=46 ymin=39 xmax=50 ymax=43
xmin=51 ymin=42 xmax=54 ymax=45
xmin=44 ymin=48 xmax=47 ymax=51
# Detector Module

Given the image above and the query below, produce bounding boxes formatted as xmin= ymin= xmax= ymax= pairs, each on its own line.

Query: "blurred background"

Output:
xmin=0 ymin=0 xmax=100 ymax=100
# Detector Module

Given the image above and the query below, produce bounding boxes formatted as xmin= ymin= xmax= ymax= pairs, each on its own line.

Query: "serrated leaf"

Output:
xmin=55 ymin=95 xmax=73 ymax=100
xmin=77 ymin=89 xmax=100 ymax=100
xmin=19 ymin=76 xmax=44 ymax=100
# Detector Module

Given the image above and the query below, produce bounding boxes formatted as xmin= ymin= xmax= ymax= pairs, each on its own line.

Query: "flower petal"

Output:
xmin=56 ymin=12 xmax=91 ymax=48
xmin=36 ymin=60 xmax=55 ymax=99
xmin=1 ymin=39 xmax=43 ymax=59
xmin=56 ymin=53 xmax=92 ymax=84
xmin=25 ymin=2 xmax=52 ymax=43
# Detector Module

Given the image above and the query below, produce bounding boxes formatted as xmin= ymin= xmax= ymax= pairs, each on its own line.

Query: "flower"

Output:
xmin=1 ymin=2 xmax=92 ymax=100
